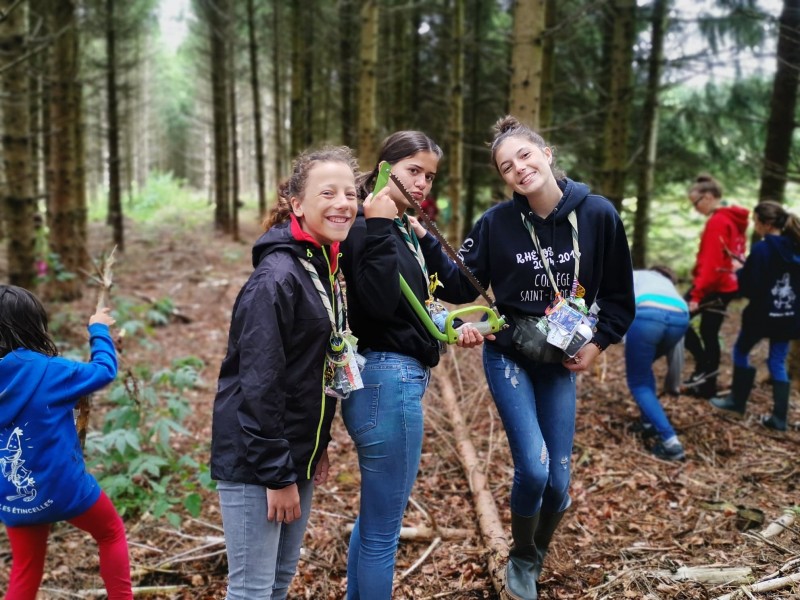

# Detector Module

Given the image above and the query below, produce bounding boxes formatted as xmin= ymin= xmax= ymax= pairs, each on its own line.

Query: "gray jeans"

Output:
xmin=218 ymin=479 xmax=314 ymax=600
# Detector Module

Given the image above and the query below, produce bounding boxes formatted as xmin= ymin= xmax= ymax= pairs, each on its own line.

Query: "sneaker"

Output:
xmin=761 ymin=415 xmax=787 ymax=431
xmin=683 ymin=370 xmax=719 ymax=389
xmin=652 ymin=442 xmax=686 ymax=461
xmin=630 ymin=421 xmax=657 ymax=439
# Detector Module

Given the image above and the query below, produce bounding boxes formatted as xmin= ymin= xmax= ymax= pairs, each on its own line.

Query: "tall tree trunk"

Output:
xmin=599 ymin=0 xmax=637 ymax=212
xmin=357 ymin=0 xmax=379 ymax=169
xmin=758 ymin=0 xmax=800 ymax=203
xmin=463 ymin=0 xmax=486 ymax=241
xmin=447 ymin=0 xmax=465 ymax=244
xmin=339 ymin=0 xmax=357 ymax=147
xmin=47 ymin=0 xmax=84 ymax=300
xmin=632 ymin=0 xmax=669 ymax=268
xmin=410 ymin=0 xmax=421 ymax=115
xmin=539 ymin=0 xmax=557 ymax=131
xmin=247 ymin=0 xmax=267 ymax=217
xmin=272 ymin=1 xmax=284 ymax=183
xmin=509 ymin=0 xmax=546 ymax=129
xmin=290 ymin=0 xmax=305 ymax=156
xmin=229 ymin=20 xmax=240 ymax=242
xmin=0 ymin=0 xmax=37 ymax=288
xmin=106 ymin=0 xmax=124 ymax=250
xmin=207 ymin=0 xmax=231 ymax=232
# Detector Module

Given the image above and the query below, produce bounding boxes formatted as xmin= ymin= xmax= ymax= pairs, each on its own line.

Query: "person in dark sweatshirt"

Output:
xmin=414 ymin=116 xmax=635 ymax=600
xmin=683 ymin=174 xmax=750 ymax=398
xmin=210 ymin=146 xmax=359 ymax=600
xmin=711 ymin=201 xmax=800 ymax=430
xmin=339 ymin=131 xmax=486 ymax=600
xmin=0 ymin=286 xmax=131 ymax=600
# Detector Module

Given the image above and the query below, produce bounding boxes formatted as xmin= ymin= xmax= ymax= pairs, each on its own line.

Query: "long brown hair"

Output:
xmin=262 ymin=146 xmax=359 ymax=230
xmin=357 ymin=131 xmax=442 ymax=199
xmin=754 ymin=200 xmax=800 ymax=247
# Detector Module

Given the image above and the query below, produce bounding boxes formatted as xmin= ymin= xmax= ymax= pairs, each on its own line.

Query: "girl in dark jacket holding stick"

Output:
xmin=416 ymin=116 xmax=635 ymax=599
xmin=339 ymin=131 xmax=486 ymax=600
xmin=711 ymin=201 xmax=800 ymax=430
xmin=210 ymin=146 xmax=359 ymax=600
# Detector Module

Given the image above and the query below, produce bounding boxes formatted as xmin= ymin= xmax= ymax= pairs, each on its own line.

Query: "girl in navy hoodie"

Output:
xmin=710 ymin=201 xmax=800 ymax=430
xmin=416 ymin=116 xmax=635 ymax=600
xmin=0 ymin=285 xmax=131 ymax=600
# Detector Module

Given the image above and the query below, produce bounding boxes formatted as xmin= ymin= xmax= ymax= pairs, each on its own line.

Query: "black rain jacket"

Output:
xmin=210 ymin=218 xmax=339 ymax=488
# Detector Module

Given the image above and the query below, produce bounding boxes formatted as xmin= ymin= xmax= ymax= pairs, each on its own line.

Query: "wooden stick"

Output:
xmin=714 ymin=571 xmax=800 ymax=600
xmin=77 ymin=246 xmax=117 ymax=449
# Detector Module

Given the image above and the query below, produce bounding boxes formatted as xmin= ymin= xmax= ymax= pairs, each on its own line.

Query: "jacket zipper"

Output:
xmin=306 ymin=247 xmax=335 ymax=479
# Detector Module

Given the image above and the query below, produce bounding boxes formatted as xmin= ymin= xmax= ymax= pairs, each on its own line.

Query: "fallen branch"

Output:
xmin=344 ymin=523 xmax=473 ymax=542
xmin=397 ymin=536 xmax=442 ymax=581
xmin=714 ymin=571 xmax=800 ymax=600
xmin=436 ymin=354 xmax=508 ymax=597
xmin=652 ymin=565 xmax=752 ymax=584
xmin=760 ymin=512 xmax=796 ymax=539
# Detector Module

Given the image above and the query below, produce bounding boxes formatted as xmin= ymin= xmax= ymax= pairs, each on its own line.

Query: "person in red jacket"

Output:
xmin=683 ymin=174 xmax=749 ymax=398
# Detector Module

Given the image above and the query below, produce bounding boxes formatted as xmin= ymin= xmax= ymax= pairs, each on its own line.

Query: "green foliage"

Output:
xmin=106 ymin=295 xmax=177 ymax=341
xmin=86 ymin=357 xmax=212 ymax=525
xmin=89 ymin=172 xmax=211 ymax=226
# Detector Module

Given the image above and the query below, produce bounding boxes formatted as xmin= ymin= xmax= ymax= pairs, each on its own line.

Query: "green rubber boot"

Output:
xmin=505 ymin=512 xmax=540 ymax=600
xmin=762 ymin=380 xmax=791 ymax=431
xmin=710 ymin=366 xmax=756 ymax=415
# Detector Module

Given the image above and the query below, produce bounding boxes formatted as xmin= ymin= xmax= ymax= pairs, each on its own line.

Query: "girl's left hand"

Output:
xmin=455 ymin=324 xmax=494 ymax=348
xmin=563 ymin=341 xmax=601 ymax=372
xmin=313 ymin=448 xmax=329 ymax=485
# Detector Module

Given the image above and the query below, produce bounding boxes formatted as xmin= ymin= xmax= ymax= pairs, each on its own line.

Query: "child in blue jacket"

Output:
xmin=0 ymin=285 xmax=132 ymax=599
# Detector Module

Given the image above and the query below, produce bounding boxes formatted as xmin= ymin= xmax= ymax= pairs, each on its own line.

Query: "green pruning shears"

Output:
xmin=372 ymin=161 xmax=507 ymax=344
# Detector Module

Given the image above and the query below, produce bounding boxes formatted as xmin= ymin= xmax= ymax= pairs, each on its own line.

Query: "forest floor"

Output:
xmin=1 ymin=212 xmax=799 ymax=600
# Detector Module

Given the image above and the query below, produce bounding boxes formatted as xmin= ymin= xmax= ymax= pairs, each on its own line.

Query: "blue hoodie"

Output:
xmin=420 ymin=178 xmax=635 ymax=353
xmin=738 ymin=234 xmax=800 ymax=340
xmin=0 ymin=324 xmax=117 ymax=527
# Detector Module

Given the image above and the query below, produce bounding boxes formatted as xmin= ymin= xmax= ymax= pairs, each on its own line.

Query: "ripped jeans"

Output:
xmin=483 ymin=344 xmax=576 ymax=517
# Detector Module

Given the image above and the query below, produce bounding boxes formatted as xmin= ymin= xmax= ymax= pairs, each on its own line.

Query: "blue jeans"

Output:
xmin=217 ymin=479 xmax=314 ymax=600
xmin=483 ymin=344 xmax=575 ymax=517
xmin=625 ymin=306 xmax=690 ymax=441
xmin=733 ymin=327 xmax=790 ymax=382
xmin=342 ymin=351 xmax=429 ymax=600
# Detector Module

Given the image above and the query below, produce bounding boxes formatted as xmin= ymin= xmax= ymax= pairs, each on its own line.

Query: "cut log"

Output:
xmin=435 ymin=356 xmax=509 ymax=597
xmin=653 ymin=565 xmax=752 ymax=584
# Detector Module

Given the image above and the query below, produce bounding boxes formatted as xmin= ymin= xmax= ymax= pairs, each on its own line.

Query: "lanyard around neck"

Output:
xmin=394 ymin=215 xmax=431 ymax=297
xmin=521 ymin=210 xmax=580 ymax=297
xmin=298 ymin=247 xmax=345 ymax=333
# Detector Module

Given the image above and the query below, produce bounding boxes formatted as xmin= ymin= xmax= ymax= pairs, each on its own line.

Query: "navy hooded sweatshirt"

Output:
xmin=210 ymin=217 xmax=339 ymax=489
xmin=0 ymin=324 xmax=117 ymax=527
xmin=738 ymin=234 xmax=800 ymax=341
xmin=420 ymin=178 xmax=635 ymax=354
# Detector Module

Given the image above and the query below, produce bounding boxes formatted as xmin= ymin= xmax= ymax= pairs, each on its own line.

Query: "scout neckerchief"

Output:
xmin=394 ymin=214 xmax=447 ymax=334
xmin=298 ymin=246 xmax=363 ymax=398
xmin=521 ymin=210 xmax=583 ymax=303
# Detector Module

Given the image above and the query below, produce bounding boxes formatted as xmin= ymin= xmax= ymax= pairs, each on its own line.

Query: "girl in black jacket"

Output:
xmin=211 ymin=146 xmax=359 ymax=600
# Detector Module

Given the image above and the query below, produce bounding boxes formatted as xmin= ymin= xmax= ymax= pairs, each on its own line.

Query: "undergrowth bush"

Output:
xmin=85 ymin=356 xmax=213 ymax=528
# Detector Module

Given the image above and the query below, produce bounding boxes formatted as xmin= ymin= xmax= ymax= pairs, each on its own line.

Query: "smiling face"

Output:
xmin=291 ymin=161 xmax=358 ymax=245
xmin=494 ymin=135 xmax=558 ymax=200
xmin=388 ymin=151 xmax=439 ymax=212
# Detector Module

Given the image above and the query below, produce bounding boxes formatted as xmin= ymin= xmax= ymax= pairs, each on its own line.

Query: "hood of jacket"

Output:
xmin=252 ymin=215 xmax=340 ymax=273
xmin=0 ymin=350 xmax=48 ymax=427
xmin=512 ymin=178 xmax=591 ymax=226
xmin=716 ymin=205 xmax=750 ymax=235
xmin=764 ymin=234 xmax=800 ymax=265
